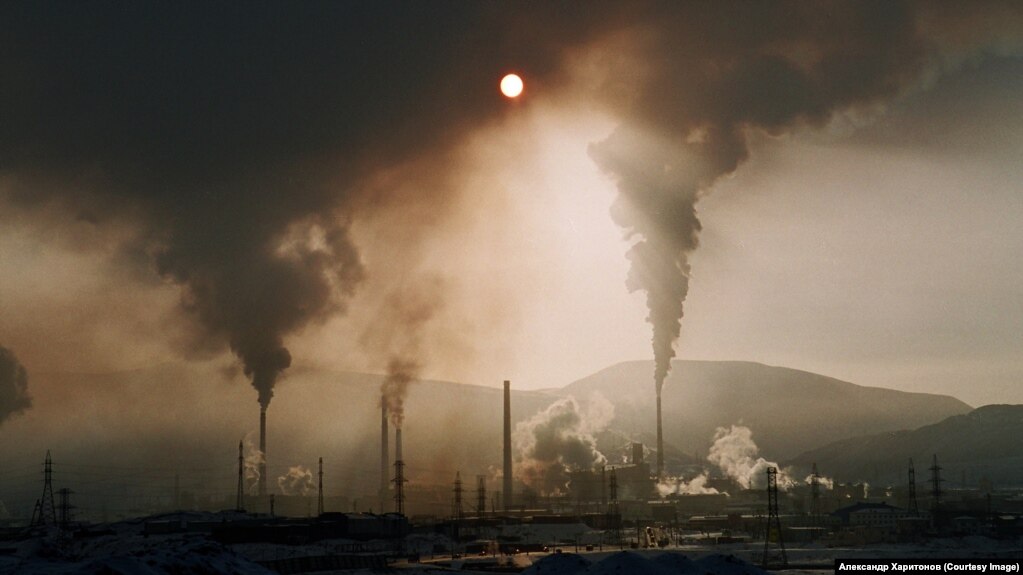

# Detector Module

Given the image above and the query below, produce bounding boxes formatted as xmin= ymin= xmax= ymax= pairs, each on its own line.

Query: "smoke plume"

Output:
xmin=277 ymin=465 xmax=315 ymax=497
xmin=588 ymin=1 xmax=1023 ymax=394
xmin=0 ymin=3 xmax=608 ymax=409
xmin=363 ymin=282 xmax=444 ymax=429
xmin=1 ymin=2 xmax=1020 ymax=411
xmin=243 ymin=433 xmax=265 ymax=494
xmin=707 ymin=425 xmax=794 ymax=490
xmin=381 ymin=358 xmax=419 ymax=430
xmin=657 ymin=473 xmax=720 ymax=497
xmin=0 ymin=346 xmax=31 ymax=425
xmin=514 ymin=394 xmax=613 ymax=495
xmin=806 ymin=473 xmax=835 ymax=491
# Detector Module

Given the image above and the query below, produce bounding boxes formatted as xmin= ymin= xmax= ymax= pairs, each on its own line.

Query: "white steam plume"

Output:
xmin=707 ymin=425 xmax=794 ymax=490
xmin=277 ymin=465 xmax=315 ymax=496
xmin=513 ymin=393 xmax=613 ymax=496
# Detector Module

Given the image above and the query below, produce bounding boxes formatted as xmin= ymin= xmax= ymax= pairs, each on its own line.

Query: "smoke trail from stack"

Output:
xmin=0 ymin=346 xmax=32 ymax=426
xmin=585 ymin=2 xmax=1023 ymax=480
xmin=363 ymin=282 xmax=444 ymax=434
xmin=381 ymin=357 xmax=419 ymax=430
xmin=2 ymin=3 xmax=1020 ymax=417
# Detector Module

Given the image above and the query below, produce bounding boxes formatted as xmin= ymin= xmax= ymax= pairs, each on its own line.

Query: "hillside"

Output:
xmin=562 ymin=360 xmax=971 ymax=460
xmin=788 ymin=404 xmax=1023 ymax=486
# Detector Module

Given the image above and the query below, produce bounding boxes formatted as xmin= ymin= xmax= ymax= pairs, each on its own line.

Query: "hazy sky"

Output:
xmin=1 ymin=2 xmax=1022 ymax=414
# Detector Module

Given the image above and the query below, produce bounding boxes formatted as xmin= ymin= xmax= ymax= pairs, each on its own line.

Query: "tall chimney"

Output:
xmin=656 ymin=393 xmax=664 ymax=479
xmin=503 ymin=380 xmax=513 ymax=511
xmin=395 ymin=426 xmax=403 ymax=463
xmin=380 ymin=404 xmax=389 ymax=512
xmin=259 ymin=407 xmax=267 ymax=497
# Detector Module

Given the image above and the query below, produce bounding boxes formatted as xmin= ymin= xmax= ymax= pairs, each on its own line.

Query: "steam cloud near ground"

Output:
xmin=514 ymin=394 xmax=614 ymax=495
xmin=659 ymin=425 xmax=837 ymax=495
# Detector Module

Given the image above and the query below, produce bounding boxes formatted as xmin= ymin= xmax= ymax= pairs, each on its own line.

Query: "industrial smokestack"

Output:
xmin=259 ymin=407 xmax=267 ymax=497
xmin=656 ymin=393 xmax=664 ymax=479
xmin=395 ymin=426 xmax=403 ymax=463
xmin=503 ymin=380 xmax=512 ymax=512
xmin=380 ymin=404 xmax=389 ymax=511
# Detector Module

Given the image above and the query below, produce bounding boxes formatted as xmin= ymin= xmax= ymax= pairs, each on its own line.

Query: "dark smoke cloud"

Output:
xmin=1 ymin=1 xmax=1019 ymax=407
xmin=589 ymin=1 xmax=1022 ymax=393
xmin=381 ymin=357 xmax=419 ymax=430
xmin=366 ymin=283 xmax=445 ymax=428
xmin=0 ymin=2 xmax=617 ymax=406
xmin=0 ymin=346 xmax=32 ymax=425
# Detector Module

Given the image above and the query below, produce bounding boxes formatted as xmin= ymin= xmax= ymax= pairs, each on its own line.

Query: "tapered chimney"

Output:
xmin=656 ymin=393 xmax=664 ymax=479
xmin=503 ymin=380 xmax=513 ymax=511
xmin=259 ymin=407 xmax=267 ymax=497
xmin=380 ymin=404 xmax=389 ymax=511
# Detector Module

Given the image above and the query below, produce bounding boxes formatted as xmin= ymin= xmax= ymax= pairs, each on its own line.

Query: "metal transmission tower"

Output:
xmin=57 ymin=488 xmax=75 ymax=531
xmin=597 ymin=462 xmax=605 ymax=507
xmin=907 ymin=458 xmax=919 ymax=516
xmin=809 ymin=463 xmax=822 ymax=527
xmin=317 ymin=457 xmax=324 ymax=516
xmin=453 ymin=472 xmax=464 ymax=520
xmin=607 ymin=468 xmax=621 ymax=547
xmin=476 ymin=475 xmax=487 ymax=519
xmin=236 ymin=441 xmax=245 ymax=512
xmin=393 ymin=460 xmax=407 ymax=515
xmin=31 ymin=450 xmax=57 ymax=526
xmin=762 ymin=467 xmax=788 ymax=569
xmin=929 ymin=454 xmax=943 ymax=523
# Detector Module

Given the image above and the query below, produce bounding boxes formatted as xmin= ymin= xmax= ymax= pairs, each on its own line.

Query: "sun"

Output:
xmin=500 ymin=73 xmax=524 ymax=98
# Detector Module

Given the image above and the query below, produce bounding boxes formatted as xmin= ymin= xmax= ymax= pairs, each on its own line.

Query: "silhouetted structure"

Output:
xmin=763 ymin=467 xmax=788 ymax=568
xmin=656 ymin=393 xmax=664 ymax=479
xmin=607 ymin=468 xmax=621 ymax=546
xmin=318 ymin=457 xmax=324 ymax=516
xmin=908 ymin=458 xmax=919 ymax=516
xmin=259 ymin=407 xmax=267 ymax=498
xmin=380 ymin=404 xmax=389 ymax=513
xmin=503 ymin=380 xmax=513 ymax=511
xmin=57 ymin=488 xmax=74 ymax=531
xmin=930 ymin=454 xmax=943 ymax=524
xmin=809 ymin=462 xmax=822 ymax=527
xmin=476 ymin=475 xmax=486 ymax=519
xmin=393 ymin=460 xmax=406 ymax=515
xmin=236 ymin=441 xmax=245 ymax=512
xmin=31 ymin=450 xmax=56 ymax=527
xmin=452 ymin=472 xmax=463 ymax=520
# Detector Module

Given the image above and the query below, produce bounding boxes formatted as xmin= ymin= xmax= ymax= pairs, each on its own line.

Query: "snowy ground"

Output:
xmin=0 ymin=515 xmax=1019 ymax=575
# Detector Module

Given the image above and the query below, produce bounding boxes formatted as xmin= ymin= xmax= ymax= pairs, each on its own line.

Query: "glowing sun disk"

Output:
xmin=500 ymin=73 xmax=524 ymax=98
